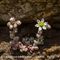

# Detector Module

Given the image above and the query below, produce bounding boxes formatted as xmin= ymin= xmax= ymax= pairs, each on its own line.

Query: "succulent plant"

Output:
xmin=7 ymin=17 xmax=51 ymax=56
xmin=22 ymin=36 xmax=34 ymax=45
xmin=7 ymin=17 xmax=22 ymax=51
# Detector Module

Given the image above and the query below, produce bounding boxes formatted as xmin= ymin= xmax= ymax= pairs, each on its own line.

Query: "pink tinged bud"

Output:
xmin=23 ymin=48 xmax=28 ymax=52
xmin=34 ymin=46 xmax=38 ymax=50
xmin=20 ymin=45 xmax=27 ymax=52
xmin=14 ymin=23 xmax=17 ymax=28
xmin=25 ymin=48 xmax=28 ymax=51
xmin=16 ymin=20 xmax=21 ymax=25
xmin=20 ymin=49 xmax=23 ymax=52
xmin=18 ymin=42 xmax=22 ymax=45
xmin=9 ymin=25 xmax=13 ymax=29
xmin=30 ymin=47 xmax=34 ymax=51
xmin=29 ymin=46 xmax=34 ymax=51
xmin=10 ymin=17 xmax=15 ymax=22
xmin=22 ymin=46 xmax=26 ymax=49
xmin=36 ymin=34 xmax=40 ymax=38
xmin=7 ymin=22 xmax=11 ymax=27
xmin=48 ymin=24 xmax=51 ymax=29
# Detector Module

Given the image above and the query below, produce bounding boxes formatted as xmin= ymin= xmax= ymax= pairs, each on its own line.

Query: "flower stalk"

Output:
xmin=35 ymin=18 xmax=51 ymax=45
xmin=7 ymin=17 xmax=22 ymax=50
xmin=7 ymin=17 xmax=21 ymax=40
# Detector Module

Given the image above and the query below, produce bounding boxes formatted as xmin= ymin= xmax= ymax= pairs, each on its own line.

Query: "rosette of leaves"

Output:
xmin=22 ymin=36 xmax=34 ymax=45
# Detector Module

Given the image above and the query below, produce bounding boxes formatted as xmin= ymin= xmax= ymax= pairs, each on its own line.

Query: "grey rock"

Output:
xmin=0 ymin=0 xmax=59 ymax=23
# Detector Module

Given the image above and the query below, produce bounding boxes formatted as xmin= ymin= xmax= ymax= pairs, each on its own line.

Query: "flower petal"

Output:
xmin=44 ymin=22 xmax=48 ymax=25
xmin=43 ymin=26 xmax=46 ymax=30
xmin=41 ymin=18 xmax=44 ymax=22
xmin=35 ymin=24 xmax=39 ymax=27
xmin=38 ymin=27 xmax=42 ymax=31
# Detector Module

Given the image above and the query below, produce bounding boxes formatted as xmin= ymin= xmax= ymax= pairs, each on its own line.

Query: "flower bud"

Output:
xmin=14 ymin=23 xmax=17 ymax=28
xmin=48 ymin=24 xmax=51 ymax=29
xmin=36 ymin=34 xmax=40 ymax=38
xmin=23 ymin=47 xmax=28 ymax=52
xmin=20 ymin=49 xmax=23 ymax=52
xmin=7 ymin=22 xmax=11 ymax=27
xmin=16 ymin=20 xmax=21 ymax=25
xmin=9 ymin=25 xmax=13 ymax=29
xmin=10 ymin=17 xmax=15 ymax=22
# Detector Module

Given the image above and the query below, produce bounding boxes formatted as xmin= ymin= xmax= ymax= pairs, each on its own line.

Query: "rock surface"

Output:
xmin=0 ymin=0 xmax=60 ymax=22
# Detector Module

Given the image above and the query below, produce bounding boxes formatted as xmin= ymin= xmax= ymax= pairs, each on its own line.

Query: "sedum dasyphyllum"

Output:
xmin=7 ymin=17 xmax=51 ymax=55
xmin=7 ymin=17 xmax=21 ymax=50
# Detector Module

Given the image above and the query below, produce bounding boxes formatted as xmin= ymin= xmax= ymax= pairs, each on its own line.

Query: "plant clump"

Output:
xmin=7 ymin=17 xmax=51 ymax=56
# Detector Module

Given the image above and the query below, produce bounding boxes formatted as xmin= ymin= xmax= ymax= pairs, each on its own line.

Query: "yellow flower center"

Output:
xmin=38 ymin=21 xmax=44 ymax=27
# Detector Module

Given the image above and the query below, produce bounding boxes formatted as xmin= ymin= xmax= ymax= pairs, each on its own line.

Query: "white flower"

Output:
xmin=35 ymin=18 xmax=51 ymax=31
